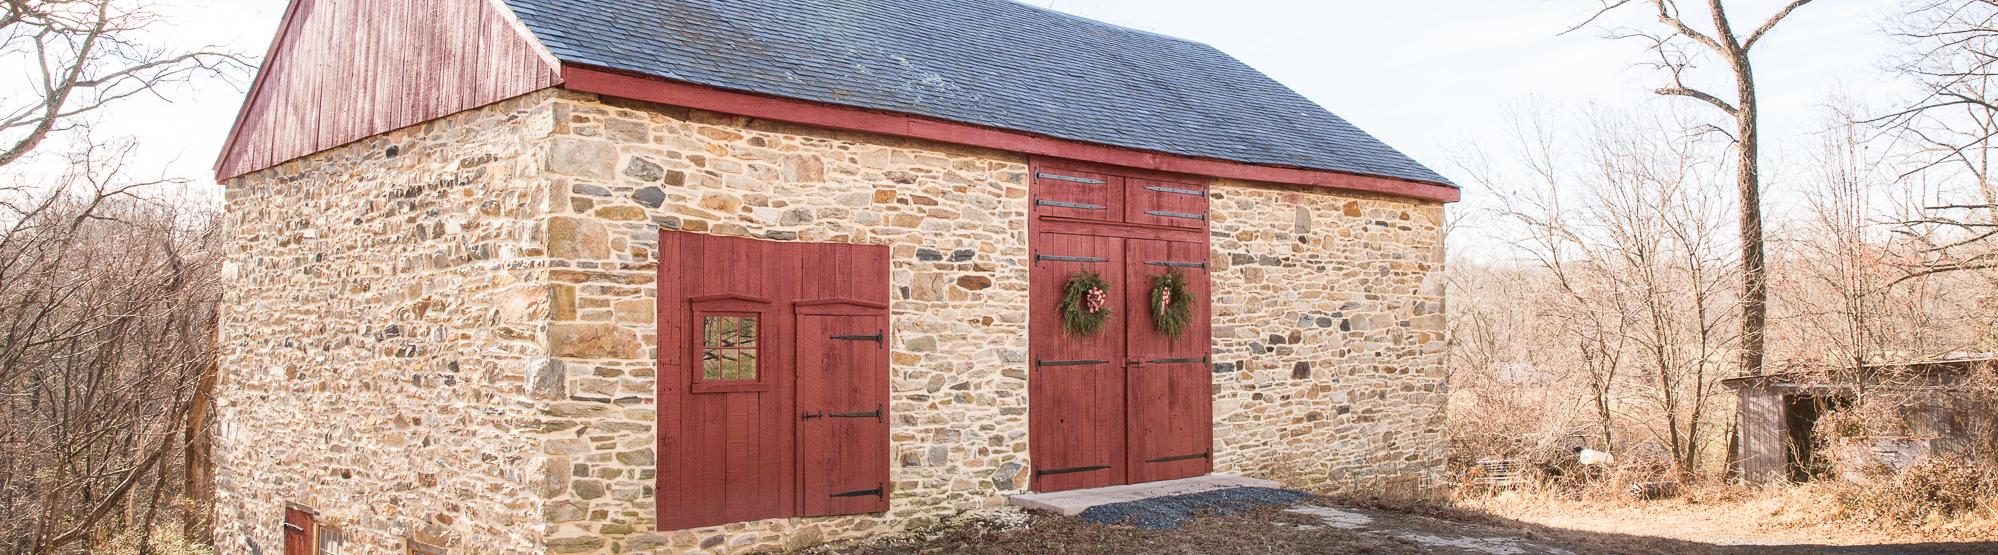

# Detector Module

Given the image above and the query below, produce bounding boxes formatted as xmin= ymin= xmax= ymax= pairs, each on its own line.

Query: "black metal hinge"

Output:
xmin=1036 ymin=359 xmax=1108 ymax=368
xmin=1144 ymin=185 xmax=1206 ymax=196
xmin=831 ymin=484 xmax=886 ymax=498
xmin=1145 ymin=210 xmax=1207 ymax=221
xmin=1145 ymin=260 xmax=1207 ymax=269
xmin=1037 ymin=199 xmax=1107 ymax=211
xmin=1147 ymin=451 xmax=1211 ymax=464
xmin=829 ymin=404 xmax=884 ymax=422
xmin=1148 ymin=356 xmax=1210 ymax=365
xmin=1037 ymin=172 xmax=1107 ymax=185
xmin=1034 ymin=465 xmax=1111 ymax=477
xmin=1035 ymin=253 xmax=1108 ymax=263
xmin=832 ymin=332 xmax=884 ymax=344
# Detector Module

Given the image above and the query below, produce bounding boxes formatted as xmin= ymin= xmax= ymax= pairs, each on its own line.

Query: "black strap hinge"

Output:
xmin=1034 ymin=465 xmax=1111 ymax=477
xmin=828 ymin=404 xmax=884 ymax=422
xmin=1035 ymin=252 xmax=1109 ymax=263
xmin=1147 ymin=451 xmax=1212 ymax=464
xmin=832 ymin=332 xmax=884 ymax=344
xmin=1037 ymin=199 xmax=1107 ymax=211
xmin=831 ymin=483 xmax=886 ymax=498
xmin=1146 ymin=260 xmax=1207 ymax=269
xmin=1036 ymin=359 xmax=1108 ymax=368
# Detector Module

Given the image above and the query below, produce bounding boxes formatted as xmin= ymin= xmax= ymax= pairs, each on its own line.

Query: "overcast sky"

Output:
xmin=102 ymin=0 xmax=1906 ymax=223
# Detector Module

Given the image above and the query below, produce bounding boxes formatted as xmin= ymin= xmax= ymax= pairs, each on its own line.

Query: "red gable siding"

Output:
xmin=214 ymin=0 xmax=561 ymax=180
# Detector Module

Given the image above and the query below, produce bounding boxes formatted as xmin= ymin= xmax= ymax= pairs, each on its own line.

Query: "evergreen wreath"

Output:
xmin=1149 ymin=270 xmax=1194 ymax=339
xmin=1059 ymin=270 xmax=1113 ymax=336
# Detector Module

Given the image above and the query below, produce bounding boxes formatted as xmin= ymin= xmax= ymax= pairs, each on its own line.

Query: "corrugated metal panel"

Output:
xmin=216 ymin=0 xmax=561 ymax=180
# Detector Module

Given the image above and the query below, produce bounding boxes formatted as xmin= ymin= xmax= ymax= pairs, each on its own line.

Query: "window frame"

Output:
xmin=688 ymin=294 xmax=773 ymax=394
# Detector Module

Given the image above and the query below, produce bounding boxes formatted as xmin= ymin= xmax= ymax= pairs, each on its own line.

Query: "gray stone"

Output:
xmin=625 ymin=157 xmax=665 ymax=182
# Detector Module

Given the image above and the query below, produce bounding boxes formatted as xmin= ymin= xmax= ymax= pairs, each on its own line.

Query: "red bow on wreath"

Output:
xmin=1085 ymin=287 xmax=1108 ymax=314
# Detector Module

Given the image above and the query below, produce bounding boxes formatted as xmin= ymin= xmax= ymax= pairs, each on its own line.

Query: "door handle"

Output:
xmin=1124 ymin=359 xmax=1146 ymax=368
xmin=801 ymin=411 xmax=824 ymax=420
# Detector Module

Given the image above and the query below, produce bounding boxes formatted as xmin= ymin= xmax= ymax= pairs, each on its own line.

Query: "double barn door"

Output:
xmin=1030 ymin=166 xmax=1214 ymax=492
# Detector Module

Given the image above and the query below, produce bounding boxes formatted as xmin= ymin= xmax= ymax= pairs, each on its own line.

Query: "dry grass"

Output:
xmin=1458 ymin=477 xmax=1998 ymax=547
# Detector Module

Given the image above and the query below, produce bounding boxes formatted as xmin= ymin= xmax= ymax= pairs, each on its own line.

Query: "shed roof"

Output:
xmin=498 ymin=0 xmax=1453 ymax=187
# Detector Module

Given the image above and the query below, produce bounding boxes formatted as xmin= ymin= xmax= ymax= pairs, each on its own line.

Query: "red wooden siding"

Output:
xmin=657 ymin=232 xmax=891 ymax=530
xmin=1029 ymin=163 xmax=1214 ymax=492
xmin=215 ymin=0 xmax=562 ymax=180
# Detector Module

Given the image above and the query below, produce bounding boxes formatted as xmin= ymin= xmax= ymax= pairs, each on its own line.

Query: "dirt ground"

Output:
xmin=809 ymin=495 xmax=1998 ymax=555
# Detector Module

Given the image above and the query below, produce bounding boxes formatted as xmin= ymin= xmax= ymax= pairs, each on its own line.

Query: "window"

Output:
xmin=699 ymin=315 xmax=759 ymax=381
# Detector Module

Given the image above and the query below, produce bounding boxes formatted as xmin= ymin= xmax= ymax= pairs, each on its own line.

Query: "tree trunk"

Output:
xmin=1734 ymin=56 xmax=1769 ymax=377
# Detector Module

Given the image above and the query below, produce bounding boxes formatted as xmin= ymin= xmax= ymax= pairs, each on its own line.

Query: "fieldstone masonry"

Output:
xmin=215 ymin=89 xmax=1446 ymax=554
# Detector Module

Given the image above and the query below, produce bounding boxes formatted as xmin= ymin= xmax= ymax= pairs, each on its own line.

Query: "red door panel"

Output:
xmin=282 ymin=508 xmax=313 ymax=555
xmin=1125 ymin=178 xmax=1208 ymax=230
xmin=797 ymin=313 xmax=891 ymax=516
xmin=1033 ymin=169 xmax=1123 ymax=224
xmin=1124 ymin=239 xmax=1214 ymax=483
xmin=1029 ymin=233 xmax=1128 ymax=491
xmin=658 ymin=233 xmax=796 ymax=530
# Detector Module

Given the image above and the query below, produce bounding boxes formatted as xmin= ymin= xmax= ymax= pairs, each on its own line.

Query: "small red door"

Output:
xmin=1124 ymin=239 xmax=1214 ymax=483
xmin=797 ymin=308 xmax=891 ymax=516
xmin=1028 ymin=233 xmax=1129 ymax=491
xmin=282 ymin=508 xmax=313 ymax=555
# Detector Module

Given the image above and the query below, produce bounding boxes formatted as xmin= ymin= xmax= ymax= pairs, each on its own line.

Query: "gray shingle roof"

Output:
xmin=500 ymin=0 xmax=1453 ymax=186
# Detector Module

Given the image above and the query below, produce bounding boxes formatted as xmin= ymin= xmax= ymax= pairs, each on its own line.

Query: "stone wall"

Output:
xmin=1206 ymin=183 xmax=1449 ymax=495
xmin=214 ymin=92 xmax=561 ymax=554
xmin=216 ymin=87 xmax=1448 ymax=555
xmin=530 ymin=91 xmax=1035 ymax=553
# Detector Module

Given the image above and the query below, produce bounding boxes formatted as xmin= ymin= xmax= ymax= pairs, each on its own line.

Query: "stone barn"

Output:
xmin=210 ymin=0 xmax=1460 ymax=553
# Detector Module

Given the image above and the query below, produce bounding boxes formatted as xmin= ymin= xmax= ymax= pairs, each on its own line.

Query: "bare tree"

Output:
xmin=0 ymin=141 xmax=221 ymax=554
xmin=1 ymin=0 xmax=248 ymax=167
xmin=1576 ymin=0 xmax=1818 ymax=377
xmin=1876 ymin=1 xmax=1998 ymax=282
xmin=1477 ymin=108 xmax=1740 ymax=476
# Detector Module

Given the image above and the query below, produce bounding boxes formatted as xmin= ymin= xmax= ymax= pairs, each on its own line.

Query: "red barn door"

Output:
xmin=1028 ymin=234 xmax=1129 ymax=491
xmin=1029 ymin=163 xmax=1213 ymax=492
xmin=1124 ymin=239 xmax=1214 ymax=483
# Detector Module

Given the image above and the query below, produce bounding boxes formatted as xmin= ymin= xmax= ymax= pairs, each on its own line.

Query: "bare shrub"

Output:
xmin=1834 ymin=455 xmax=1998 ymax=528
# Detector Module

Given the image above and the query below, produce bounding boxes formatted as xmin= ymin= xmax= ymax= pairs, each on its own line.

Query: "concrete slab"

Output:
xmin=1006 ymin=474 xmax=1282 ymax=516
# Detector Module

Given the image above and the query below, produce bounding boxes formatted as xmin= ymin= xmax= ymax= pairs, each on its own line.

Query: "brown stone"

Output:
xmin=956 ymin=276 xmax=992 ymax=291
xmin=550 ymin=285 xmax=577 ymax=321
xmin=548 ymin=137 xmax=617 ymax=179
xmin=783 ymin=154 xmax=826 ymax=182
xmin=547 ymin=323 xmax=642 ymax=359
xmin=546 ymin=217 xmax=609 ymax=259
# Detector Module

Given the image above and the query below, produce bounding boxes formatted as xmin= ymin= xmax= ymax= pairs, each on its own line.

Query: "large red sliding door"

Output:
xmin=1029 ymin=163 xmax=1213 ymax=492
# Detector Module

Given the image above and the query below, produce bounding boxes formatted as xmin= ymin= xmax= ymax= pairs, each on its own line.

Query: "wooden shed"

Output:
xmin=209 ymin=0 xmax=1460 ymax=553
xmin=1724 ymin=358 xmax=1998 ymax=484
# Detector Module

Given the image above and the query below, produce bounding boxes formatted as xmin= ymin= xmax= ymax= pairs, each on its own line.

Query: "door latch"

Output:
xmin=800 ymin=411 xmax=824 ymax=420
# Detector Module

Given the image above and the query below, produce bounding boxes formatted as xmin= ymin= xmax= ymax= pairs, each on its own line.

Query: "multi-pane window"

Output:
xmin=700 ymin=315 xmax=759 ymax=381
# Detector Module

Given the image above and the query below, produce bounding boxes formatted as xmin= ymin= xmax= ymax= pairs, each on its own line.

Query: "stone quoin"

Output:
xmin=210 ymin=1 xmax=1458 ymax=553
